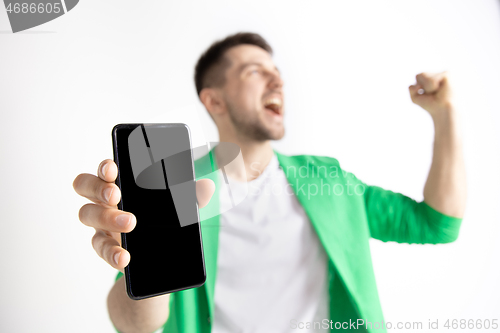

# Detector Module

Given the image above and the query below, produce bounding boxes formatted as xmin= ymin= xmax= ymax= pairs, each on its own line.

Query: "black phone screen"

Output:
xmin=112 ymin=123 xmax=206 ymax=299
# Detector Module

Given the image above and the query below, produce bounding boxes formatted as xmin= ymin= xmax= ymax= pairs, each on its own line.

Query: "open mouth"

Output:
xmin=263 ymin=97 xmax=283 ymax=116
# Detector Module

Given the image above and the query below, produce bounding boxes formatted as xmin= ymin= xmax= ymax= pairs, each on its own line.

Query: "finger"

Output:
xmin=408 ymin=84 xmax=426 ymax=102
xmin=79 ymin=203 xmax=136 ymax=233
xmin=92 ymin=230 xmax=131 ymax=270
xmin=415 ymin=72 xmax=446 ymax=94
xmin=415 ymin=72 xmax=438 ymax=93
xmin=73 ymin=173 xmax=121 ymax=206
xmin=408 ymin=84 xmax=420 ymax=99
xmin=196 ymin=178 xmax=215 ymax=209
xmin=98 ymin=159 xmax=118 ymax=183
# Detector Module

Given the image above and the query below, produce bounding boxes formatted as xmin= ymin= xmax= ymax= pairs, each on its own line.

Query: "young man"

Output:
xmin=73 ymin=33 xmax=466 ymax=333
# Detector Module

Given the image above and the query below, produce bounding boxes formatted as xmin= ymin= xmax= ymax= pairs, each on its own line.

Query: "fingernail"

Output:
xmin=114 ymin=252 xmax=121 ymax=265
xmin=103 ymin=187 xmax=113 ymax=202
xmin=101 ymin=162 xmax=109 ymax=178
xmin=116 ymin=214 xmax=131 ymax=228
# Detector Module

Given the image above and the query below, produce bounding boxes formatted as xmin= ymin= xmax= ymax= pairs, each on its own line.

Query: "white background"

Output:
xmin=1 ymin=0 xmax=499 ymax=332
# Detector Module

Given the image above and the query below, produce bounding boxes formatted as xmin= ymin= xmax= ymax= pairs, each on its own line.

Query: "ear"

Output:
xmin=199 ymin=88 xmax=226 ymax=118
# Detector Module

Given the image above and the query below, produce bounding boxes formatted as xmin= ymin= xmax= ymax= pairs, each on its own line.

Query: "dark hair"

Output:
xmin=194 ymin=32 xmax=273 ymax=96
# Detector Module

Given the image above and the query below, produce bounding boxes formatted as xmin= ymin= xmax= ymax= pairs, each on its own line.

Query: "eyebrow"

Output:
xmin=238 ymin=62 xmax=280 ymax=74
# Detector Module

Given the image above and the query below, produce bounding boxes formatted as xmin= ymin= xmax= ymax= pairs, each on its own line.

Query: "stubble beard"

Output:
xmin=226 ymin=103 xmax=285 ymax=142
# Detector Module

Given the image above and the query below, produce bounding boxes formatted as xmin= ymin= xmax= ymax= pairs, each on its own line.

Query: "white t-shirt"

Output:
xmin=212 ymin=154 xmax=330 ymax=333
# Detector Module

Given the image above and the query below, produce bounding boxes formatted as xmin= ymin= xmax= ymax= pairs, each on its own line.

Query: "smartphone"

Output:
xmin=112 ymin=123 xmax=206 ymax=300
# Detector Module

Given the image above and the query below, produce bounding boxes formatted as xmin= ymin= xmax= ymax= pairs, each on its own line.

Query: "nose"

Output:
xmin=269 ymin=72 xmax=284 ymax=89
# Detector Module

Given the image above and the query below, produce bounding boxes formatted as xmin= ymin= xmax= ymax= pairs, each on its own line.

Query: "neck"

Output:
xmin=216 ymin=131 xmax=275 ymax=182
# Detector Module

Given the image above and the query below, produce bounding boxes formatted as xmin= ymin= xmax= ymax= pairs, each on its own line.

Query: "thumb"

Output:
xmin=196 ymin=178 xmax=215 ymax=208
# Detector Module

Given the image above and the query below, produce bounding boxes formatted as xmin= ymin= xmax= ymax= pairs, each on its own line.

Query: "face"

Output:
xmin=219 ymin=44 xmax=285 ymax=141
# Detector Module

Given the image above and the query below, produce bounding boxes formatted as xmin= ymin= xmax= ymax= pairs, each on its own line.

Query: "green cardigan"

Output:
xmin=115 ymin=150 xmax=462 ymax=333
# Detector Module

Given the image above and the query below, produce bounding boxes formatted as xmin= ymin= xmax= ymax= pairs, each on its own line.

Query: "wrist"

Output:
xmin=431 ymin=103 xmax=458 ymax=128
xmin=431 ymin=104 xmax=463 ymax=145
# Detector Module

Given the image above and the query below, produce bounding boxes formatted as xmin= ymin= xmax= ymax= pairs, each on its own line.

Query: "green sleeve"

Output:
xmin=363 ymin=184 xmax=463 ymax=244
xmin=115 ymin=271 xmax=123 ymax=282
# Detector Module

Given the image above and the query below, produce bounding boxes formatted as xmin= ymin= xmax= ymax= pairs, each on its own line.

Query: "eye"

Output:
xmin=250 ymin=69 xmax=260 ymax=75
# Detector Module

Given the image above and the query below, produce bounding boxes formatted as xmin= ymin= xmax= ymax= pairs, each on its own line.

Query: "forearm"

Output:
xmin=108 ymin=276 xmax=170 ymax=333
xmin=423 ymin=106 xmax=466 ymax=217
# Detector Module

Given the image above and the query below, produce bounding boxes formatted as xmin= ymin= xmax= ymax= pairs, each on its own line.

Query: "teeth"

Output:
xmin=263 ymin=98 xmax=282 ymax=108
xmin=264 ymin=98 xmax=283 ymax=109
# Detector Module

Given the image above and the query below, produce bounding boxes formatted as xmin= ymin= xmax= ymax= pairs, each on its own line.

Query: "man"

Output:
xmin=73 ymin=32 xmax=466 ymax=333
